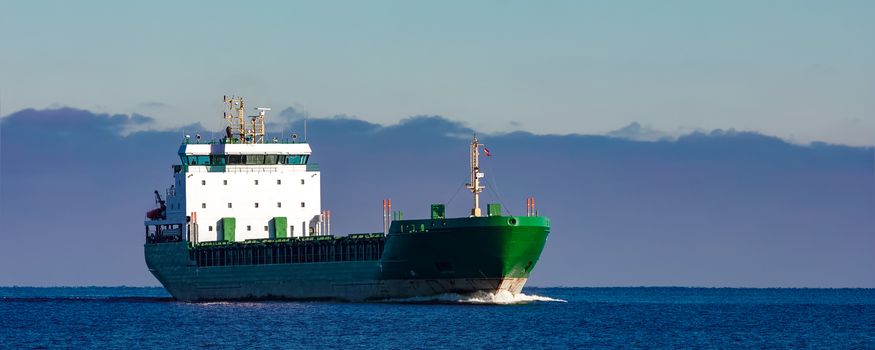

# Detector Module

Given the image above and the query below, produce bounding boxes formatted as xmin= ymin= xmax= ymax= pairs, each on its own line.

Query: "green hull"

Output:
xmin=145 ymin=216 xmax=549 ymax=301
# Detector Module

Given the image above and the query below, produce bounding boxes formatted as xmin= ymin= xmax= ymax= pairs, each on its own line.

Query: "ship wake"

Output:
xmin=381 ymin=290 xmax=566 ymax=305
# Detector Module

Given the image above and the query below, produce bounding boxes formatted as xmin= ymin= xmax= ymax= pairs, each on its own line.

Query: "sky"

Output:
xmin=1 ymin=1 xmax=874 ymax=145
xmin=0 ymin=2 xmax=874 ymax=288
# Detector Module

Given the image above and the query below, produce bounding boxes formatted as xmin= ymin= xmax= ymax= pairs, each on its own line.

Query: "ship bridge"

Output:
xmin=145 ymin=96 xmax=325 ymax=245
xmin=178 ymin=142 xmax=314 ymax=168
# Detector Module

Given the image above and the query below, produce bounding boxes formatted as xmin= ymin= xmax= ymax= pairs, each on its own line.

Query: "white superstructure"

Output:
xmin=145 ymin=96 xmax=324 ymax=243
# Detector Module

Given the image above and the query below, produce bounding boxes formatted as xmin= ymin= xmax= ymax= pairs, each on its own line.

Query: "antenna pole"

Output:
xmin=466 ymin=136 xmax=485 ymax=217
xmin=255 ymin=108 xmax=270 ymax=144
xmin=237 ymin=98 xmax=245 ymax=142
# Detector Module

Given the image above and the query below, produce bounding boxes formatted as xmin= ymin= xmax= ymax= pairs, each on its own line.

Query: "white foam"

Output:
xmin=383 ymin=290 xmax=567 ymax=305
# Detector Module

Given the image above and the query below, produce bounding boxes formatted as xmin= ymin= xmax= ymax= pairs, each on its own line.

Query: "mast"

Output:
xmin=224 ymin=96 xmax=245 ymax=142
xmin=466 ymin=136 xmax=485 ymax=217
xmin=223 ymin=95 xmax=268 ymax=144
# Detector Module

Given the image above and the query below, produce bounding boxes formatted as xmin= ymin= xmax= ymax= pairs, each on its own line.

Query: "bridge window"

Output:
xmin=210 ymin=155 xmax=226 ymax=165
xmin=246 ymin=155 xmax=265 ymax=165
xmin=183 ymin=154 xmax=307 ymax=166
xmin=185 ymin=155 xmax=211 ymax=165
xmin=284 ymin=155 xmax=310 ymax=165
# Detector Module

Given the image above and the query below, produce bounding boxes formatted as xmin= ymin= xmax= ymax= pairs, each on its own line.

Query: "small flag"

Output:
xmin=484 ymin=147 xmax=491 ymax=157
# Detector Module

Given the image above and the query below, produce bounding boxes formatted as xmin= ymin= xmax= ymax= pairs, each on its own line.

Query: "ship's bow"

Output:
xmin=378 ymin=216 xmax=549 ymax=298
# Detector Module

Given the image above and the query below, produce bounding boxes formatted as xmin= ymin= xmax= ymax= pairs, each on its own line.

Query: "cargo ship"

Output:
xmin=144 ymin=96 xmax=550 ymax=301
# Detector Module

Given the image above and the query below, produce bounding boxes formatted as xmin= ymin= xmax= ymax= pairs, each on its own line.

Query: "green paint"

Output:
xmin=222 ymin=217 xmax=236 ymax=241
xmin=487 ymin=203 xmax=502 ymax=217
xmin=431 ymin=204 xmax=446 ymax=219
xmin=273 ymin=217 xmax=288 ymax=239
xmin=381 ymin=216 xmax=549 ymax=280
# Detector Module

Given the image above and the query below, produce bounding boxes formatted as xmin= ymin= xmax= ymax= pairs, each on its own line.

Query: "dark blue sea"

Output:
xmin=1 ymin=287 xmax=872 ymax=349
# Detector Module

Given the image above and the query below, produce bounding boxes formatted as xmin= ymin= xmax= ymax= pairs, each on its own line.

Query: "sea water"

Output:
xmin=1 ymin=287 xmax=872 ymax=348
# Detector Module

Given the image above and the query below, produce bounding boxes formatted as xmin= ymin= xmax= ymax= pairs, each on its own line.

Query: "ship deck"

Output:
xmin=188 ymin=234 xmax=385 ymax=267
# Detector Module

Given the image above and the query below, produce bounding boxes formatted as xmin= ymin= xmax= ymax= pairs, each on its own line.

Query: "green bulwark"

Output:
xmin=431 ymin=204 xmax=446 ymax=219
xmin=222 ymin=217 xmax=236 ymax=241
xmin=487 ymin=203 xmax=502 ymax=217
xmin=273 ymin=217 xmax=288 ymax=238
